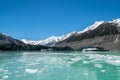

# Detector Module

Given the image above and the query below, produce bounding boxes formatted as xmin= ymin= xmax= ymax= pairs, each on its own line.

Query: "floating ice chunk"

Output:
xmin=3 ymin=70 xmax=9 ymax=74
xmin=106 ymin=60 xmax=120 ymax=66
xmin=101 ymin=69 xmax=106 ymax=73
xmin=84 ymin=72 xmax=89 ymax=75
xmin=94 ymin=63 xmax=103 ymax=69
xmin=25 ymin=69 xmax=38 ymax=74
xmin=71 ymin=57 xmax=81 ymax=62
xmin=83 ymin=61 xmax=90 ymax=64
xmin=4 ymin=70 xmax=9 ymax=72
xmin=2 ymin=75 xmax=8 ymax=79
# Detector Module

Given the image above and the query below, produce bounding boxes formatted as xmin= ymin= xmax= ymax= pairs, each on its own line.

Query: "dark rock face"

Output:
xmin=0 ymin=33 xmax=27 ymax=50
xmin=0 ymin=33 xmax=49 ymax=51
xmin=56 ymin=22 xmax=120 ymax=50
xmin=62 ymin=23 xmax=120 ymax=42
xmin=0 ymin=33 xmax=26 ymax=45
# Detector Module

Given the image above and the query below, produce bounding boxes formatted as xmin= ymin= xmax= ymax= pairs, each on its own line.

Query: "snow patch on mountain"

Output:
xmin=109 ymin=18 xmax=120 ymax=26
xmin=0 ymin=33 xmax=8 ymax=37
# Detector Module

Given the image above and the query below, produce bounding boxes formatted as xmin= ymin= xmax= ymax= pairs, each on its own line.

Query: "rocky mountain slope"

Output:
xmin=0 ymin=33 xmax=49 ymax=50
xmin=0 ymin=33 xmax=24 ymax=45
xmin=55 ymin=18 xmax=120 ymax=50
xmin=0 ymin=33 xmax=27 ymax=50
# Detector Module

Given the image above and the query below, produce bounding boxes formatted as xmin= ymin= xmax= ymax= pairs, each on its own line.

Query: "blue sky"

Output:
xmin=0 ymin=0 xmax=120 ymax=40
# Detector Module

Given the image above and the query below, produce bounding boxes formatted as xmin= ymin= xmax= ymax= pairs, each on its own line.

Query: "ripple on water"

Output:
xmin=1 ymin=51 xmax=120 ymax=80
xmin=26 ymin=62 xmax=39 ymax=66
xmin=0 ymin=68 xmax=4 ymax=72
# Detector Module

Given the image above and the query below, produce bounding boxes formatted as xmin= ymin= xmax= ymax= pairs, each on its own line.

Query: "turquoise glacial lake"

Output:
xmin=0 ymin=51 xmax=120 ymax=80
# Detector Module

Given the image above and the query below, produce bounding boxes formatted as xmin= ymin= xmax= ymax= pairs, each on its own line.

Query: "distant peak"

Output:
xmin=21 ymin=39 xmax=28 ymax=44
xmin=21 ymin=18 xmax=120 ymax=46
xmin=47 ymin=36 xmax=58 ymax=39
xmin=78 ymin=18 xmax=120 ymax=33
xmin=78 ymin=20 xmax=104 ymax=33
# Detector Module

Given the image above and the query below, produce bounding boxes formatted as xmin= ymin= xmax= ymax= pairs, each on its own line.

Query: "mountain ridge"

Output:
xmin=21 ymin=31 xmax=75 ymax=46
xmin=55 ymin=18 xmax=120 ymax=50
xmin=22 ymin=18 xmax=120 ymax=49
xmin=0 ymin=18 xmax=120 ymax=50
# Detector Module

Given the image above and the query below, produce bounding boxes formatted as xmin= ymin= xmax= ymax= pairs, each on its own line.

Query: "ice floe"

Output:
xmin=94 ymin=63 xmax=103 ymax=69
xmin=2 ymin=75 xmax=8 ymax=79
xmin=25 ymin=69 xmax=38 ymax=74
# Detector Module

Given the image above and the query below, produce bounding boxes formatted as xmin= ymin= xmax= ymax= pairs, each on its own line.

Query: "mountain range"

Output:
xmin=21 ymin=31 xmax=75 ymax=46
xmin=56 ymin=18 xmax=120 ymax=50
xmin=0 ymin=18 xmax=120 ymax=50
xmin=22 ymin=18 xmax=120 ymax=50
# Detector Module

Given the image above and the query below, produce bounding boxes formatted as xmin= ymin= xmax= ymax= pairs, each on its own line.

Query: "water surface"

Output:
xmin=0 ymin=51 xmax=120 ymax=80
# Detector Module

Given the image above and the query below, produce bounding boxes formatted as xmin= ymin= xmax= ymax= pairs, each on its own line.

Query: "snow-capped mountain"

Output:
xmin=56 ymin=18 xmax=120 ymax=50
xmin=22 ymin=31 xmax=75 ymax=46
xmin=109 ymin=18 xmax=120 ymax=24
xmin=77 ymin=18 xmax=120 ymax=34
xmin=78 ymin=18 xmax=120 ymax=34
xmin=1 ymin=18 xmax=120 ymax=50
xmin=21 ymin=20 xmax=107 ymax=47
xmin=22 ymin=18 xmax=120 ymax=49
